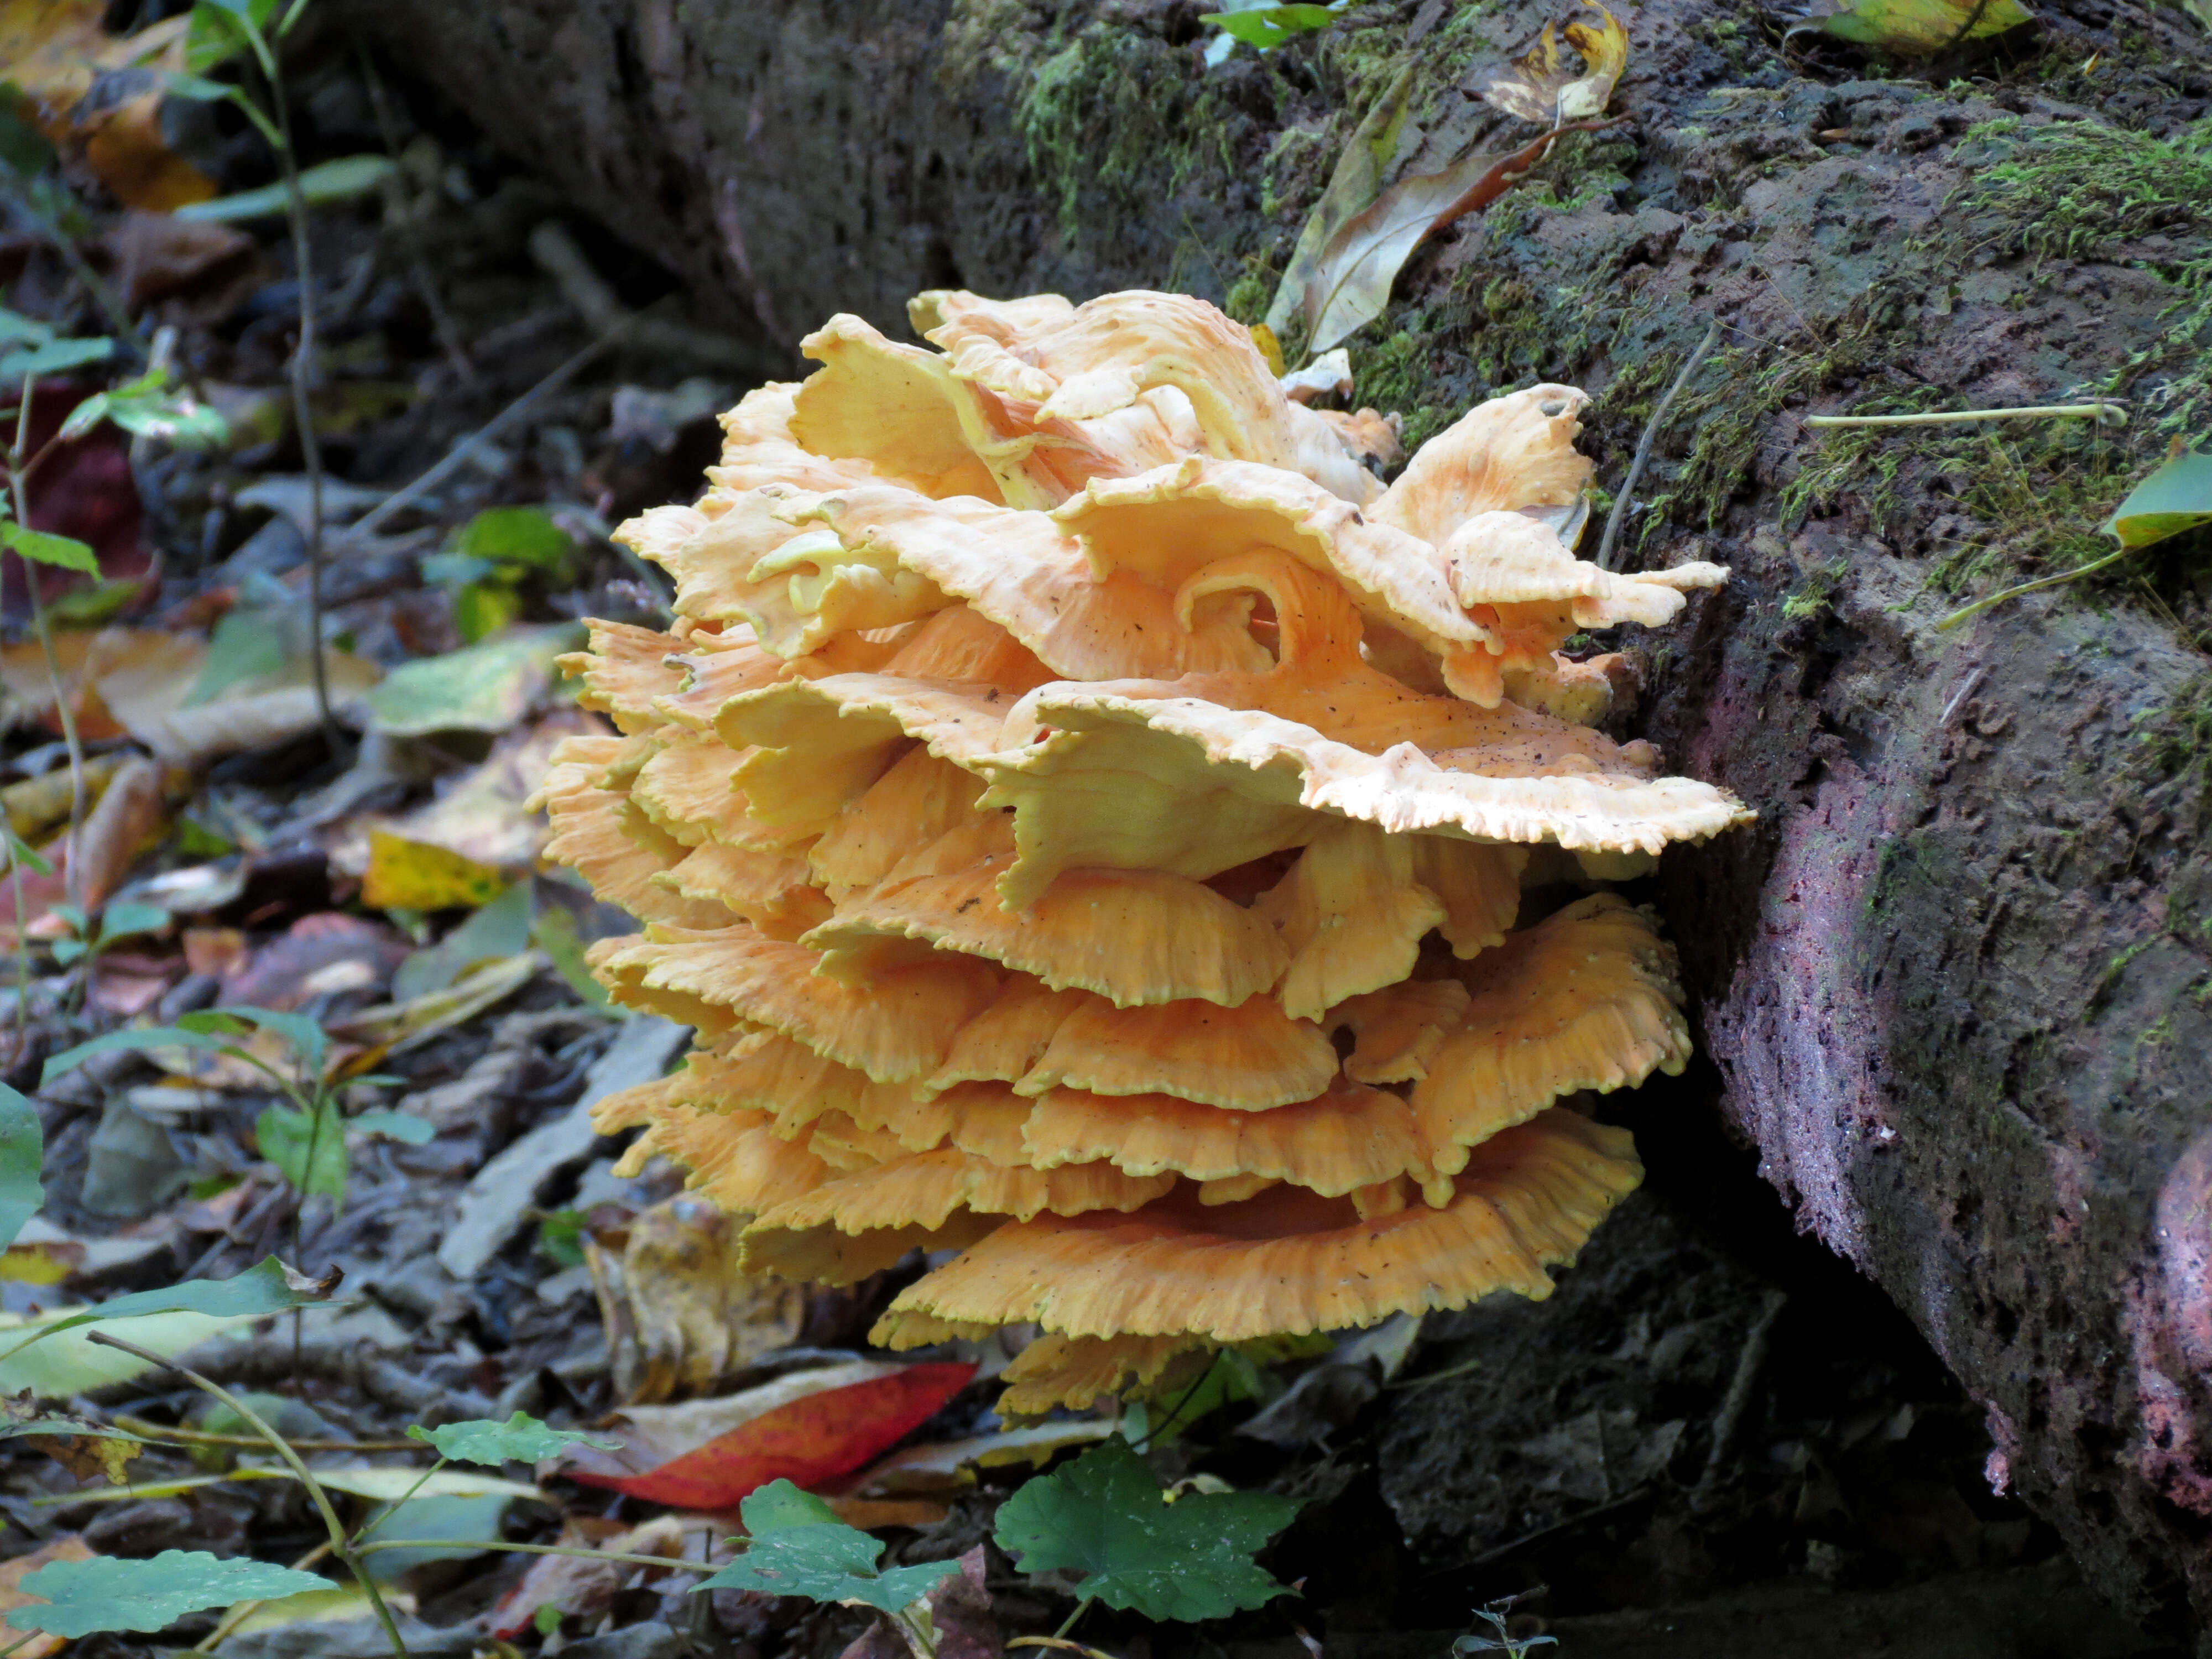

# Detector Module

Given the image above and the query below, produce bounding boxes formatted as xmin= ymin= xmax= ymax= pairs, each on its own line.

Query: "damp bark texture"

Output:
xmin=345 ymin=0 xmax=2212 ymax=1636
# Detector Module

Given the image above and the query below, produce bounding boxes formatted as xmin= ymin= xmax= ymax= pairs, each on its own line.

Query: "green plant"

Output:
xmin=1453 ymin=1591 xmax=1558 ymax=1656
xmin=166 ymin=0 xmax=348 ymax=753
xmin=420 ymin=506 xmax=582 ymax=642
xmin=43 ymin=1008 xmax=426 ymax=1214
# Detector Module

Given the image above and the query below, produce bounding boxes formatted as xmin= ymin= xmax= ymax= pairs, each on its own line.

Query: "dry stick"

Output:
xmin=8 ymin=373 xmax=87 ymax=911
xmin=342 ymin=317 xmax=633 ymax=544
xmin=82 ymin=1331 xmax=413 ymax=1659
xmin=1804 ymin=402 xmax=2127 ymax=429
xmin=265 ymin=63 xmax=344 ymax=763
xmin=1597 ymin=320 xmax=1721 ymax=572
xmin=109 ymin=1413 xmax=429 ymax=1453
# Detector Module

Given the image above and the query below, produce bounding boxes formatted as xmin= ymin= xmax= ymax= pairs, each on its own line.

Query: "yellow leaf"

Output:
xmin=1800 ymin=0 xmax=2035 ymax=52
xmin=0 ymin=0 xmax=108 ymax=132
xmin=361 ymin=828 xmax=508 ymax=912
xmin=1483 ymin=4 xmax=1630 ymax=125
xmin=1248 ymin=323 xmax=1286 ymax=377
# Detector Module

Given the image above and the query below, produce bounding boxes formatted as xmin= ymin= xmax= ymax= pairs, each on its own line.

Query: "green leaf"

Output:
xmin=57 ymin=393 xmax=112 ymax=444
xmin=206 ymin=1004 xmax=326 ymax=1076
xmin=175 ymin=154 xmax=398 ymax=223
xmin=163 ymin=70 xmax=248 ymax=103
xmin=99 ymin=902 xmax=171 ymax=945
xmin=256 ymin=1102 xmax=347 ymax=1205
xmin=184 ymin=0 xmax=279 ymax=75
xmin=346 ymin=1109 xmax=434 ymax=1145
xmin=363 ymin=624 xmax=583 ymax=737
xmin=185 ymin=607 xmax=293 ymax=706
xmin=533 ymin=906 xmax=612 ymax=1009
xmin=0 ymin=522 xmax=100 ymax=576
xmin=2106 ymin=447 xmax=2212 ymax=550
xmin=694 ymin=1479 xmax=961 ymax=1613
xmin=0 ymin=336 xmax=115 ymax=384
xmin=455 ymin=505 xmax=576 ymax=576
xmin=1202 ymin=1 xmax=1347 ymax=48
xmin=1800 ymin=0 xmax=2034 ymax=50
xmin=0 ymin=1256 xmax=338 ymax=1385
xmin=534 ymin=1604 xmax=563 ymax=1637
xmin=452 ymin=581 xmax=522 ymax=644
xmin=6 ymin=1550 xmax=329 ymax=1636
xmin=49 ymin=940 xmax=87 ymax=967
xmin=0 ymin=1083 xmax=43 ymax=1254
xmin=5 ymin=825 xmax=54 ymax=877
xmin=404 ymin=1410 xmax=622 ymax=1467
xmin=536 ymin=1208 xmax=586 ymax=1267
xmin=43 ymin=1026 xmax=231 ymax=1087
xmin=0 ymin=88 xmax=57 ymax=179
xmin=991 ymin=1437 xmax=1298 ymax=1623
xmin=0 ymin=309 xmax=54 ymax=349
xmin=392 ymin=881 xmax=534 ymax=1001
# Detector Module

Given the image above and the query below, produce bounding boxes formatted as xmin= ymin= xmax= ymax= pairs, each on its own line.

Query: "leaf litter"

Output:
xmin=0 ymin=7 xmax=2141 ymax=1659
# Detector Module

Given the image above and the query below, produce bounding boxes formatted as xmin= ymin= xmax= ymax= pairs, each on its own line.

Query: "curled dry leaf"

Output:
xmin=1304 ymin=118 xmax=1626 ymax=352
xmin=1483 ymin=4 xmax=1630 ymax=124
xmin=592 ymin=1194 xmax=809 ymax=1404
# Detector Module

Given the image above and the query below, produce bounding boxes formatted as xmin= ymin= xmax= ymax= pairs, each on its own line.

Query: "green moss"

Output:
xmin=1353 ymin=328 xmax=1454 ymax=452
xmin=1014 ymin=24 xmax=1234 ymax=244
xmin=2134 ymin=673 xmax=2212 ymax=825
xmin=1781 ymin=556 xmax=1851 ymax=621
xmin=1950 ymin=116 xmax=2212 ymax=436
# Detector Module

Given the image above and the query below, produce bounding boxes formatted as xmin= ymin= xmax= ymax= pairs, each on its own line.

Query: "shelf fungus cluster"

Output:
xmin=541 ymin=288 xmax=1752 ymax=1417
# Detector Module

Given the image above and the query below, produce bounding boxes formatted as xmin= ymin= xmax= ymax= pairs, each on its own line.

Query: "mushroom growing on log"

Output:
xmin=353 ymin=0 xmax=2212 ymax=1632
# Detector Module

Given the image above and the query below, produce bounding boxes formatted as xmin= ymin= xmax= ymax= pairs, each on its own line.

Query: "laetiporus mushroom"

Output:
xmin=535 ymin=289 xmax=1752 ymax=1417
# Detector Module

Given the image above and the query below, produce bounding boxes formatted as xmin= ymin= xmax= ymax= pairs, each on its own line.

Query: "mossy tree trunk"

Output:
xmin=346 ymin=0 xmax=2212 ymax=1635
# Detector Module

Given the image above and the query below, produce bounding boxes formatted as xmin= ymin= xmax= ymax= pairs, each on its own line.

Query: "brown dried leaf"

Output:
xmin=1483 ymin=4 xmax=1630 ymax=125
xmin=1304 ymin=119 xmax=1623 ymax=353
xmin=599 ymin=1196 xmax=808 ymax=1404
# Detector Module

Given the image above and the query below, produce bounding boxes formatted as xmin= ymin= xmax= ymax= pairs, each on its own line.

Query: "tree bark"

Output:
xmin=347 ymin=0 xmax=2212 ymax=1634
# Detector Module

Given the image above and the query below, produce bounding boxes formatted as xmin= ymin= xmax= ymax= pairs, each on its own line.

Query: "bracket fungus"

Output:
xmin=540 ymin=288 xmax=1751 ymax=1418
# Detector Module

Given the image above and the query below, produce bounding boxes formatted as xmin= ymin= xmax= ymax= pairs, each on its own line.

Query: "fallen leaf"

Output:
xmin=70 ymin=754 xmax=165 ymax=910
xmin=330 ymin=952 xmax=541 ymax=1055
xmin=1793 ymin=0 xmax=2035 ymax=52
xmin=0 ymin=3 xmax=213 ymax=209
xmin=564 ymin=1360 xmax=976 ymax=1510
xmin=1483 ymin=4 xmax=1630 ymax=124
xmin=598 ymin=1194 xmax=810 ymax=1405
xmin=822 ymin=1498 xmax=952 ymax=1531
xmin=103 ymin=212 xmax=262 ymax=321
xmin=0 ymin=1535 xmax=95 ymax=1659
xmin=487 ymin=1515 xmax=720 ymax=1640
xmin=1264 ymin=65 xmax=1418 ymax=341
xmin=2106 ymin=446 xmax=2212 ymax=549
xmin=218 ymin=912 xmax=407 ymax=1011
xmin=370 ymin=710 xmax=596 ymax=873
xmin=853 ymin=1422 xmax=1117 ymax=1496
xmin=1305 ymin=117 xmax=1624 ymax=352
xmin=0 ymin=754 xmax=125 ymax=842
xmin=389 ymin=883 xmax=533 ymax=1001
xmin=363 ymin=625 xmax=583 ymax=738
xmin=360 ymin=829 xmax=507 ymax=912
xmin=3 ymin=627 xmax=378 ymax=766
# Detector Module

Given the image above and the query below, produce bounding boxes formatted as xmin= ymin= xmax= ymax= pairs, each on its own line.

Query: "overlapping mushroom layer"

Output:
xmin=540 ymin=288 xmax=1750 ymax=1416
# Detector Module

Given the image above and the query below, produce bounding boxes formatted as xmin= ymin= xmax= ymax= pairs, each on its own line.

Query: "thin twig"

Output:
xmin=1011 ymin=1637 xmax=1118 ymax=1659
xmin=1051 ymin=1596 xmax=1098 ymax=1642
xmin=109 ymin=1413 xmax=431 ymax=1454
xmin=264 ymin=48 xmax=343 ymax=763
xmin=1938 ymin=665 xmax=1987 ymax=728
xmin=352 ymin=1538 xmax=712 ymax=1572
xmin=1804 ymin=403 xmax=2127 ymax=429
xmin=1937 ymin=545 xmax=2134 ymax=632
xmin=1598 ymin=320 xmax=1720 ymax=572
xmin=83 ymin=1332 xmax=412 ymax=1659
xmin=342 ymin=318 xmax=632 ymax=542
xmin=8 ymin=372 xmax=87 ymax=911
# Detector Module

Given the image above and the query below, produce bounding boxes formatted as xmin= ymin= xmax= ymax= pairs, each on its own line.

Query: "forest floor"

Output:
xmin=0 ymin=15 xmax=2194 ymax=1659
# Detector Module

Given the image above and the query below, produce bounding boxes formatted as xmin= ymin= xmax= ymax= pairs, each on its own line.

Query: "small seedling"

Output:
xmin=1453 ymin=1590 xmax=1559 ymax=1657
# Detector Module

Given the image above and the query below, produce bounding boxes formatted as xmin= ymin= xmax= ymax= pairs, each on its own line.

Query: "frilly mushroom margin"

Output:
xmin=533 ymin=287 xmax=1751 ymax=1420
